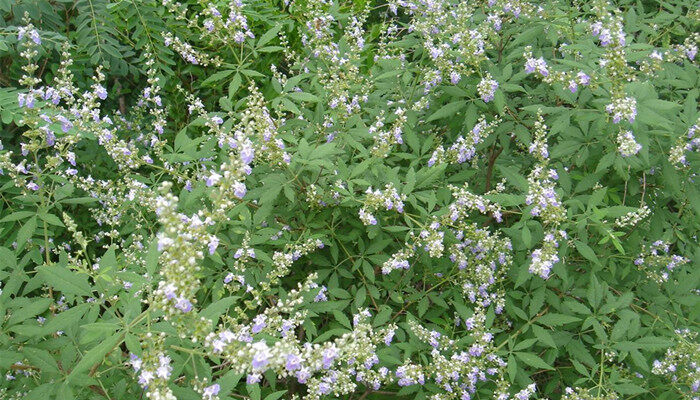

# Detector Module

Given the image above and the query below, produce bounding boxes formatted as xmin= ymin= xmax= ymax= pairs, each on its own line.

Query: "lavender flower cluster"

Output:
xmin=428 ymin=117 xmax=500 ymax=167
xmin=669 ymin=118 xmax=700 ymax=168
xmin=634 ymin=240 xmax=690 ymax=283
xmin=524 ymin=112 xmax=567 ymax=279
xmin=1 ymin=1 xmax=697 ymax=399
xmin=359 ymin=183 xmax=406 ymax=226
xmin=651 ymin=329 xmax=700 ymax=395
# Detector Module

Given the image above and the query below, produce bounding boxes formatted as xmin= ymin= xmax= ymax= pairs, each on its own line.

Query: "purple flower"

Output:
xmin=29 ymin=30 xmax=41 ymax=44
xmin=384 ymin=329 xmax=395 ymax=346
xmin=599 ymin=29 xmax=612 ymax=46
xmin=251 ymin=341 xmax=270 ymax=370
xmin=314 ymin=286 xmax=327 ymax=302
xmin=203 ymin=384 xmax=220 ymax=399
xmin=45 ymin=129 xmax=56 ymax=146
xmin=156 ymin=355 xmax=172 ymax=379
xmin=525 ymin=57 xmax=548 ymax=76
xmin=319 ymin=382 xmax=331 ymax=395
xmin=285 ymin=353 xmax=301 ymax=371
xmin=577 ymin=71 xmax=590 ymax=86
xmin=57 ymin=115 xmax=73 ymax=133
xmin=296 ymin=368 xmax=311 ymax=383
xmin=95 ymin=85 xmax=108 ymax=100
xmin=322 ymin=347 xmax=338 ymax=369
xmin=247 ymin=373 xmax=261 ymax=384
xmin=18 ymin=27 xmax=41 ymax=45
xmin=129 ymin=353 xmax=142 ymax=371
xmin=18 ymin=93 xmax=35 ymax=109
xmin=240 ymin=144 xmax=254 ymax=165
xmin=206 ymin=171 xmax=221 ymax=187
xmin=161 ymin=283 xmax=177 ymax=299
xmin=251 ymin=315 xmax=266 ymax=333
xmin=233 ymin=181 xmax=247 ymax=199
xmin=208 ymin=237 xmax=219 ymax=255
xmin=429 ymin=331 xmax=441 ymax=348
xmin=138 ymin=370 xmax=154 ymax=386
xmin=478 ymin=76 xmax=498 ymax=103
xmin=175 ymin=297 xmax=192 ymax=313
xmin=525 ymin=60 xmax=536 ymax=74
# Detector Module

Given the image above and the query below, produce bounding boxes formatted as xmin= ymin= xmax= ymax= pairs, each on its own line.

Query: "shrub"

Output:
xmin=0 ymin=0 xmax=698 ymax=399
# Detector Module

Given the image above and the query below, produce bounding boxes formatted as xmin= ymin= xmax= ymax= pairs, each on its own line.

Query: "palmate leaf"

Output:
xmin=0 ymin=0 xmax=697 ymax=398
xmin=37 ymin=264 xmax=92 ymax=296
xmin=514 ymin=351 xmax=554 ymax=370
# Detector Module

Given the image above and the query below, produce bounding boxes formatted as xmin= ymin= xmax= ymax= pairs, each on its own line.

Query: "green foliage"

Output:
xmin=0 ymin=0 xmax=698 ymax=399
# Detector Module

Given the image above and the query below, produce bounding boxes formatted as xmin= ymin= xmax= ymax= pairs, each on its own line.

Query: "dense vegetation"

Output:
xmin=0 ymin=0 xmax=698 ymax=399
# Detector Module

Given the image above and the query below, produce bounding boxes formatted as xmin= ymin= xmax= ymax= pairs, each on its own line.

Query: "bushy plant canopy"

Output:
xmin=0 ymin=0 xmax=698 ymax=399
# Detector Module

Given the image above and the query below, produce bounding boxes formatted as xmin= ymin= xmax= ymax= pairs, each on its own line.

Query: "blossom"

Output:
xmin=174 ymin=297 xmax=193 ymax=313
xmin=129 ymin=353 xmax=142 ymax=372
xmin=606 ymin=96 xmax=637 ymax=124
xmin=56 ymin=115 xmax=73 ymax=132
xmin=240 ymin=143 xmax=254 ymax=164
xmin=314 ymin=286 xmax=328 ymax=302
xmin=251 ymin=315 xmax=267 ymax=333
xmin=251 ymin=341 xmax=270 ymax=369
xmin=577 ymin=71 xmax=590 ymax=86
xmin=428 ymin=117 xmax=498 ymax=166
xmin=477 ymin=74 xmax=499 ymax=103
xmin=95 ymin=85 xmax=108 ymax=100
xmin=138 ymin=369 xmax=154 ymax=386
xmin=206 ymin=171 xmax=222 ymax=187
xmin=247 ymin=373 xmax=261 ymax=384
xmin=384 ymin=329 xmax=396 ymax=345
xmin=202 ymin=384 xmax=220 ymax=399
xmin=285 ymin=353 xmax=302 ymax=371
xmin=18 ymin=26 xmax=41 ymax=44
xmin=529 ymin=247 xmax=559 ymax=279
xmin=525 ymin=57 xmax=548 ymax=76
xmin=18 ymin=92 xmax=35 ymax=109
xmin=669 ymin=120 xmax=699 ymax=168
xmin=359 ymin=184 xmax=405 ymax=226
xmin=358 ymin=208 xmax=377 ymax=225
xmin=617 ymin=130 xmax=642 ymax=157
xmin=232 ymin=181 xmax=246 ymax=198
xmin=322 ymin=346 xmax=338 ymax=369
xmin=208 ymin=236 xmax=219 ymax=255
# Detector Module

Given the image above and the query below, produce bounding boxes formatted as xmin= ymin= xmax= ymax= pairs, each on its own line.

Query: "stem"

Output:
xmin=495 ymin=306 xmax=549 ymax=352
xmin=597 ymin=344 xmax=605 ymax=396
